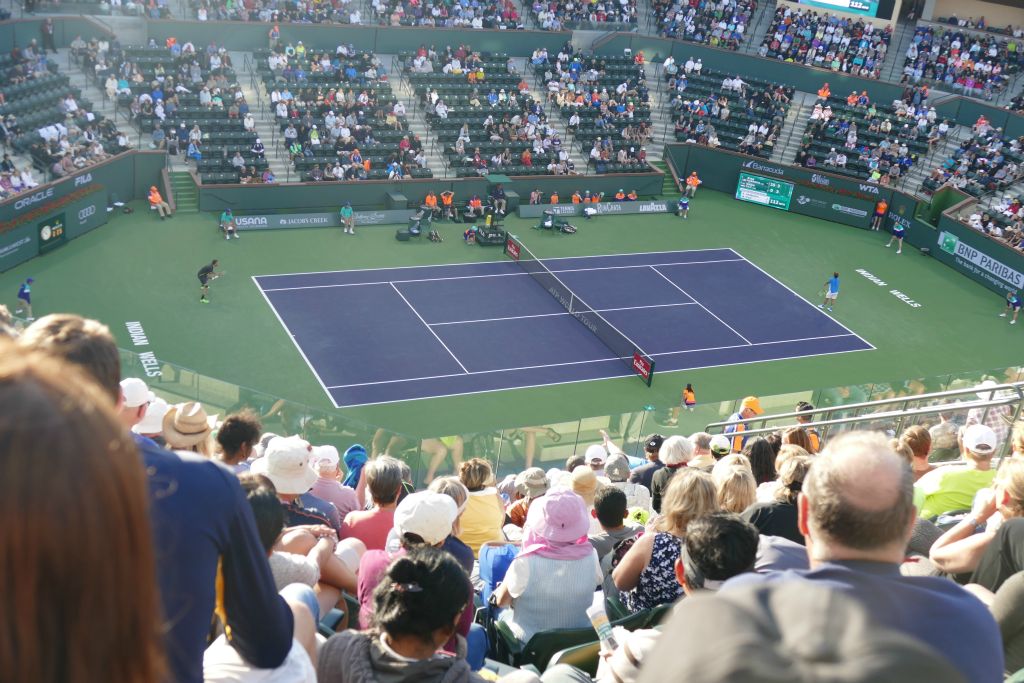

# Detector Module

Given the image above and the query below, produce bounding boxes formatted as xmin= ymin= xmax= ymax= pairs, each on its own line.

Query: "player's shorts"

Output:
xmin=1012 ymin=301 xmax=1022 ymax=311
xmin=198 ymin=274 xmax=209 ymax=286
xmin=892 ymin=228 xmax=905 ymax=238
xmin=825 ymin=291 xmax=839 ymax=301
xmin=17 ymin=293 xmax=30 ymax=304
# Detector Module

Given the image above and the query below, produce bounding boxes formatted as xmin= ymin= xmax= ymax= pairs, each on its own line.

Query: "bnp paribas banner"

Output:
xmin=937 ymin=228 xmax=1024 ymax=294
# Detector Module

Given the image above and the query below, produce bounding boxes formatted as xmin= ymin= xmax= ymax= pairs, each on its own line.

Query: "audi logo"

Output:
xmin=78 ymin=205 xmax=96 ymax=221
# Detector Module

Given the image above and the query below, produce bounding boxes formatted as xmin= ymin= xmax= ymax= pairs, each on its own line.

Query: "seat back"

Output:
xmin=479 ymin=542 xmax=519 ymax=603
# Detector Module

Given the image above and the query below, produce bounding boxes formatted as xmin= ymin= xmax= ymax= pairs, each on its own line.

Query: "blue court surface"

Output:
xmin=254 ymin=248 xmax=874 ymax=407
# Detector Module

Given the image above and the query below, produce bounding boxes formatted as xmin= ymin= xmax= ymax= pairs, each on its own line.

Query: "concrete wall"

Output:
xmin=0 ymin=16 xmax=112 ymax=49
xmin=143 ymin=20 xmax=570 ymax=55
xmin=925 ymin=0 xmax=1024 ymax=27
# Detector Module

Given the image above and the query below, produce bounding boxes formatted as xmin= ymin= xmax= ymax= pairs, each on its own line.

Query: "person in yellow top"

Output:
xmin=613 ymin=189 xmax=626 ymax=201
xmin=795 ymin=401 xmax=821 ymax=452
xmin=626 ymin=189 xmax=638 ymax=201
xmin=549 ymin=191 xmax=559 ymax=204
xmin=148 ymin=185 xmax=172 ymax=219
xmin=456 ymin=458 xmax=505 ymax=557
xmin=685 ymin=171 xmax=702 ymax=198
xmin=916 ymin=424 xmax=997 ymax=520
xmin=571 ymin=191 xmax=582 ymax=204
xmin=423 ymin=191 xmax=439 ymax=218
xmin=817 ymin=82 xmax=830 ymax=100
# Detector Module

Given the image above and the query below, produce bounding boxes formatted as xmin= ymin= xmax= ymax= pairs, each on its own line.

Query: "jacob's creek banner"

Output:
xmin=233 ymin=209 xmax=416 ymax=230
xmin=517 ymin=200 xmax=672 ymax=218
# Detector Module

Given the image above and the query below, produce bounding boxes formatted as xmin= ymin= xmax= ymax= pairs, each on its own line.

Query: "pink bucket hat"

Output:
xmin=524 ymin=487 xmax=589 ymax=543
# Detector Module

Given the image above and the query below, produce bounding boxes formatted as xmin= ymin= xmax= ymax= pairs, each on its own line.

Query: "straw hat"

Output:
xmin=162 ymin=401 xmax=217 ymax=448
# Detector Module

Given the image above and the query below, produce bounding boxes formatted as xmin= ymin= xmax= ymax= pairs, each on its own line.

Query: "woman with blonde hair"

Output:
xmin=0 ymin=345 xmax=164 ymax=682
xmin=428 ymin=476 xmax=475 ymax=572
xmin=457 ymin=458 xmax=505 ymax=557
xmin=930 ymin=458 xmax=1024 ymax=575
xmin=715 ymin=466 xmax=757 ymax=514
xmin=614 ymin=469 xmax=718 ymax=612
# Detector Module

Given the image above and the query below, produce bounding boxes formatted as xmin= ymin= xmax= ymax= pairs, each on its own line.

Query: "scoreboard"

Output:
xmin=735 ymin=173 xmax=795 ymax=211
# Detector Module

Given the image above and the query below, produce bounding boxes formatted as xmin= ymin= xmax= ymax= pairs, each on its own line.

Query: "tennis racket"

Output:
xmin=817 ymin=289 xmax=826 ymax=298
xmin=209 ymin=271 xmax=225 ymax=281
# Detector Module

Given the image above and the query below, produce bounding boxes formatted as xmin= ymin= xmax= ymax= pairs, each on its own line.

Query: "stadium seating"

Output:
xmin=534 ymin=53 xmax=653 ymax=173
xmin=260 ymin=47 xmax=432 ymax=183
xmin=406 ymin=49 xmax=576 ymax=176
xmin=666 ymin=62 xmax=792 ymax=158
xmin=920 ymin=127 xmax=1022 ymax=197
xmin=760 ymin=6 xmax=891 ymax=79
xmin=530 ymin=0 xmax=637 ymax=31
xmin=371 ymin=0 xmax=523 ymax=28
xmin=655 ymin=0 xmax=754 ymax=50
xmin=902 ymin=23 xmax=1022 ymax=99
xmin=797 ymin=90 xmax=938 ymax=182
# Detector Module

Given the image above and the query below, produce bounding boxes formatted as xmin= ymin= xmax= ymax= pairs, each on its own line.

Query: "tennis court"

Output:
xmin=254 ymin=245 xmax=874 ymax=407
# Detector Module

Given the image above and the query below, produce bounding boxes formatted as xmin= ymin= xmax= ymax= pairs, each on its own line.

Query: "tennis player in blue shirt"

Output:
xmin=819 ymin=272 xmax=839 ymax=312
xmin=1001 ymin=290 xmax=1021 ymax=325
xmin=676 ymin=195 xmax=690 ymax=219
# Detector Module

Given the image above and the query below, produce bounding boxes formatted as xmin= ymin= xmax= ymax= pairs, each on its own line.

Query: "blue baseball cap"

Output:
xmin=26 ymin=277 xmax=33 ymax=283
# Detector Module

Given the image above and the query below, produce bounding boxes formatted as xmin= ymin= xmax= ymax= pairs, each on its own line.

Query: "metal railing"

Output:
xmin=705 ymin=382 xmax=1024 ymax=459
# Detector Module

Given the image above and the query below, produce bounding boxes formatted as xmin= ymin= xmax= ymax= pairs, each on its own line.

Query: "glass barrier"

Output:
xmin=119 ymin=341 xmax=1024 ymax=487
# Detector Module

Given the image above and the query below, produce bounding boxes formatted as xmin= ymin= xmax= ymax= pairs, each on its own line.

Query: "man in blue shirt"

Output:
xmin=723 ymin=432 xmax=1004 ymax=683
xmin=819 ymin=271 xmax=839 ymax=312
xmin=19 ymin=314 xmax=294 ymax=683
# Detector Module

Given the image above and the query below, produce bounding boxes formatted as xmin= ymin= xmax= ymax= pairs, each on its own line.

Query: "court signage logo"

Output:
xmin=742 ymin=159 xmax=785 ymax=176
xmin=831 ymin=204 xmax=868 ymax=218
xmin=505 ymin=238 xmax=521 ymax=261
xmin=939 ymin=231 xmax=1024 ymax=290
xmin=811 ymin=174 xmax=831 ymax=187
xmin=632 ymin=353 xmax=653 ymax=383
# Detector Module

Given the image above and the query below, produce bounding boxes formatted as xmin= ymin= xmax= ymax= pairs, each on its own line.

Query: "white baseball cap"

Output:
xmin=394 ymin=491 xmax=458 ymax=546
xmin=120 ymin=377 xmax=153 ymax=408
xmin=132 ymin=397 xmax=169 ymax=435
xmin=963 ymin=424 xmax=998 ymax=455
xmin=311 ymin=444 xmax=340 ymax=468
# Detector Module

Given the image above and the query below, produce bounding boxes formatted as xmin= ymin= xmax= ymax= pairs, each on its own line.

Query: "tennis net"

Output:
xmin=504 ymin=235 xmax=655 ymax=386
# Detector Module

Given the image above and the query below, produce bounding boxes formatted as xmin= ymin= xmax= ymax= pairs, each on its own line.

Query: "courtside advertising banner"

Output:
xmin=0 ymin=220 xmax=39 ymax=272
xmin=937 ymin=229 xmax=1024 ymax=294
xmin=517 ymin=200 xmax=672 ymax=218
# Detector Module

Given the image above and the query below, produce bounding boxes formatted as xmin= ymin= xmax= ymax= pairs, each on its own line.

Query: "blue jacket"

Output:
xmin=140 ymin=442 xmax=293 ymax=682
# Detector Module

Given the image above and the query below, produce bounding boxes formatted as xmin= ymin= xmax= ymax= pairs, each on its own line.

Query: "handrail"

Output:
xmin=705 ymin=382 xmax=1024 ymax=457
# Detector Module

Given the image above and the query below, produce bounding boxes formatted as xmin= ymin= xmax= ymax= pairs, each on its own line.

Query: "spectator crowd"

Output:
xmin=759 ymin=6 xmax=891 ymax=79
xmin=654 ymin=0 xmax=754 ymax=50
xmin=5 ymin=305 xmax=1024 ymax=683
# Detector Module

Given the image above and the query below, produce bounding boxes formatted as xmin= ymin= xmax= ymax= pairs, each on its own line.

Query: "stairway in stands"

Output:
xmin=170 ymin=171 xmax=199 ymax=213
xmin=650 ymin=159 xmax=679 ymax=197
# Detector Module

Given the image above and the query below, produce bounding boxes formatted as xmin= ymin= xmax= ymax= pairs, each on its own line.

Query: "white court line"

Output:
xmin=325 ymin=333 xmax=860 ymax=389
xmin=737 ymin=256 xmax=877 ymax=351
xmin=329 ymin=346 xmax=872 ymax=408
xmin=389 ymin=282 xmax=469 ymax=374
xmin=251 ymin=276 xmax=342 ymax=409
xmin=259 ymin=259 xmax=746 ymax=293
xmin=428 ymin=301 xmax=699 ymax=327
xmin=649 ymin=266 xmax=753 ymax=345
xmin=255 ymin=247 xmax=741 ymax=279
